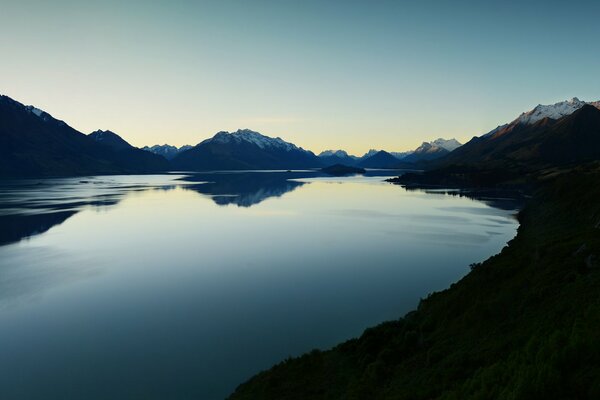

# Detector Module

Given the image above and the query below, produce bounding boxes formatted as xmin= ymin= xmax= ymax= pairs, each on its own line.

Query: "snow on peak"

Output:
xmin=415 ymin=138 xmax=462 ymax=154
xmin=515 ymin=97 xmax=597 ymax=125
xmin=430 ymin=138 xmax=462 ymax=151
xmin=319 ymin=149 xmax=349 ymax=157
xmin=361 ymin=149 xmax=380 ymax=158
xmin=25 ymin=105 xmax=45 ymax=118
xmin=207 ymin=129 xmax=300 ymax=151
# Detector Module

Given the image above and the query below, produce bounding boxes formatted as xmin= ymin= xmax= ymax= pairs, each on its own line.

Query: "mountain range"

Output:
xmin=2 ymin=94 xmax=599 ymax=178
xmin=142 ymin=144 xmax=193 ymax=160
xmin=317 ymin=138 xmax=463 ymax=168
xmin=431 ymin=100 xmax=600 ymax=173
xmin=226 ymin=102 xmax=600 ymax=400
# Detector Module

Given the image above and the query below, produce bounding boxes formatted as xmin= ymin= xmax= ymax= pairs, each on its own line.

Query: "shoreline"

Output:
xmin=228 ymin=168 xmax=600 ymax=399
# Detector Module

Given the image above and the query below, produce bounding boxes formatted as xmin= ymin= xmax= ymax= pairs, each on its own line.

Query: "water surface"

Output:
xmin=0 ymin=172 xmax=519 ymax=399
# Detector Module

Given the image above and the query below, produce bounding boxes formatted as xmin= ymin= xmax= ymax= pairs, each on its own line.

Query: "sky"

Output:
xmin=1 ymin=0 xmax=599 ymax=155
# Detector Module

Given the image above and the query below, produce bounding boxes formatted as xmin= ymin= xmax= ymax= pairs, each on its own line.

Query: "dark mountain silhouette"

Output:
xmin=142 ymin=144 xmax=193 ymax=160
xmin=171 ymin=129 xmax=322 ymax=171
xmin=0 ymin=211 xmax=77 ymax=246
xmin=357 ymin=150 xmax=399 ymax=169
xmin=431 ymin=105 xmax=600 ymax=172
xmin=228 ymin=101 xmax=600 ymax=400
xmin=318 ymin=150 xmax=359 ymax=167
xmin=0 ymin=95 xmax=168 ymax=177
xmin=88 ymin=130 xmax=132 ymax=151
xmin=88 ymin=129 xmax=170 ymax=172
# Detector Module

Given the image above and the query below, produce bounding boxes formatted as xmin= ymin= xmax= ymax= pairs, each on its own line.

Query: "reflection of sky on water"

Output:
xmin=0 ymin=171 xmax=521 ymax=400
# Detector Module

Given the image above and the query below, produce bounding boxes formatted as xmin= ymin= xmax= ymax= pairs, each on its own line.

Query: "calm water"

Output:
xmin=0 ymin=172 xmax=519 ymax=399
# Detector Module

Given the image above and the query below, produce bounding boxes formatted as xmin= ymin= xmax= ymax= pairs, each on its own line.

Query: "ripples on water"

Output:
xmin=0 ymin=171 xmax=520 ymax=399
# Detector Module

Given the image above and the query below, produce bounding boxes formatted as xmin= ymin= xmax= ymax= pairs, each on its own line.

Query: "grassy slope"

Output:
xmin=229 ymin=166 xmax=600 ymax=400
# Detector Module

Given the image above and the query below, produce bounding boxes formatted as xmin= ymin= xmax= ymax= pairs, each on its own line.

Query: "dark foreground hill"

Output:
xmin=228 ymin=105 xmax=600 ymax=399
xmin=228 ymin=163 xmax=600 ymax=400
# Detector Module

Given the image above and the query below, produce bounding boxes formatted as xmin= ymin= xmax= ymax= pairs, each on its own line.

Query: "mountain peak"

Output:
xmin=88 ymin=130 xmax=132 ymax=151
xmin=208 ymin=129 xmax=300 ymax=151
xmin=515 ymin=97 xmax=599 ymax=125
xmin=319 ymin=149 xmax=350 ymax=157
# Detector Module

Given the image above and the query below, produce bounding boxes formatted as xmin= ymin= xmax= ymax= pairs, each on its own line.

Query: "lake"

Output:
xmin=0 ymin=171 xmax=520 ymax=399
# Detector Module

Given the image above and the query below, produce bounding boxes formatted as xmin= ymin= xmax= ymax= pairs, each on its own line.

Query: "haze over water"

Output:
xmin=0 ymin=172 xmax=519 ymax=399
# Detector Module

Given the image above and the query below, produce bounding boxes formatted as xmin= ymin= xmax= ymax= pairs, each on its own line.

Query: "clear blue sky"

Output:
xmin=1 ymin=0 xmax=599 ymax=154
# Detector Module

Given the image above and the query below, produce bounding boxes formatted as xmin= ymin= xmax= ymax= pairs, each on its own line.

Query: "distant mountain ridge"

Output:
xmin=5 ymin=94 xmax=598 ymax=178
xmin=143 ymin=144 xmax=193 ymax=160
xmin=318 ymin=150 xmax=359 ymax=167
xmin=317 ymin=138 xmax=463 ymax=168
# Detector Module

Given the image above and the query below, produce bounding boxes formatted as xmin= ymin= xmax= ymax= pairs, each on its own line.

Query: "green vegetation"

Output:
xmin=229 ymin=165 xmax=600 ymax=399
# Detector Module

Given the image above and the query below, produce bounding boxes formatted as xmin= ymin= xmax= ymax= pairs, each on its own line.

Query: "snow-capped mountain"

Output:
xmin=482 ymin=97 xmax=600 ymax=139
xmin=514 ymin=97 xmax=598 ymax=125
xmin=206 ymin=129 xmax=301 ymax=152
xmin=171 ymin=129 xmax=322 ymax=171
xmin=319 ymin=149 xmax=351 ymax=158
xmin=318 ymin=149 xmax=360 ymax=167
xmin=360 ymin=149 xmax=381 ymax=160
xmin=430 ymin=138 xmax=462 ymax=152
xmin=390 ymin=151 xmax=412 ymax=159
xmin=394 ymin=138 xmax=462 ymax=164
xmin=436 ymin=101 xmax=600 ymax=170
xmin=143 ymin=144 xmax=193 ymax=160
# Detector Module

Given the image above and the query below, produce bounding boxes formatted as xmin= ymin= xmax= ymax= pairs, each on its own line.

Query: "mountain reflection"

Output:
xmin=401 ymin=187 xmax=525 ymax=212
xmin=0 ymin=176 xmax=184 ymax=246
xmin=0 ymin=171 xmax=520 ymax=247
xmin=181 ymin=171 xmax=310 ymax=207
xmin=0 ymin=173 xmax=313 ymax=245
xmin=0 ymin=211 xmax=77 ymax=245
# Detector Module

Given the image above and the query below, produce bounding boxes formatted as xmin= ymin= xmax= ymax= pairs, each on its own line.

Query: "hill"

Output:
xmin=318 ymin=150 xmax=359 ymax=167
xmin=228 ymin=162 xmax=600 ymax=400
xmin=88 ymin=130 xmax=170 ymax=172
xmin=228 ymin=99 xmax=600 ymax=400
xmin=357 ymin=150 xmax=399 ymax=169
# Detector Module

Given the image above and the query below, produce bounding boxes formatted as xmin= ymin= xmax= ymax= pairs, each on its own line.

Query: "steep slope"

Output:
xmin=436 ymin=105 xmax=600 ymax=172
xmin=171 ymin=129 xmax=322 ymax=171
xmin=0 ymin=95 xmax=169 ymax=177
xmin=229 ymin=164 xmax=600 ymax=400
xmin=0 ymin=96 xmax=121 ymax=177
xmin=357 ymin=150 xmax=399 ymax=169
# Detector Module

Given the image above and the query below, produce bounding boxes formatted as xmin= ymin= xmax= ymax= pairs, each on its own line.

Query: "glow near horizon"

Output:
xmin=1 ymin=0 xmax=599 ymax=155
